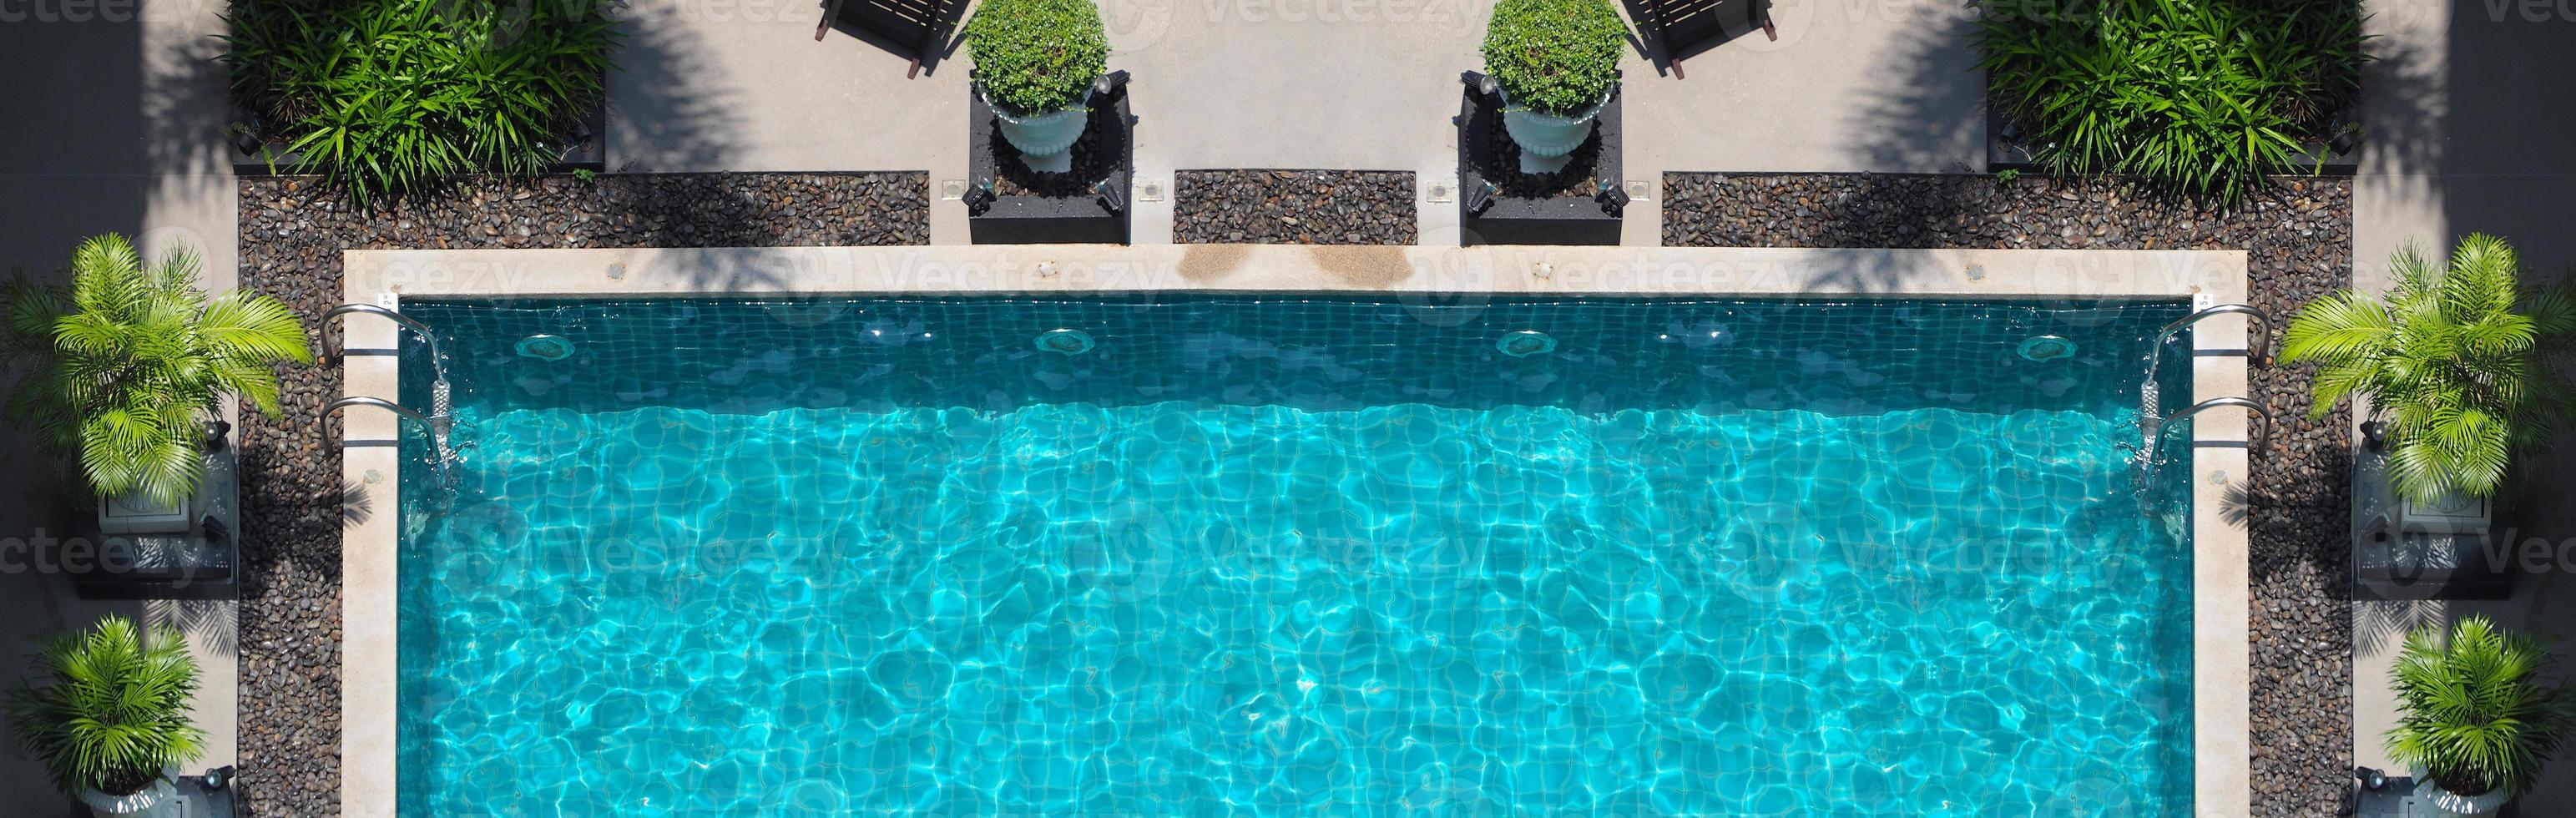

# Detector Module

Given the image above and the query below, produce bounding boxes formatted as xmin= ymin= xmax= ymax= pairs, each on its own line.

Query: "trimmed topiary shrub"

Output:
xmin=1482 ymin=0 xmax=1628 ymax=116
xmin=1975 ymin=0 xmax=2366 ymax=203
xmin=965 ymin=0 xmax=1110 ymax=116
xmin=221 ymin=0 xmax=619 ymax=204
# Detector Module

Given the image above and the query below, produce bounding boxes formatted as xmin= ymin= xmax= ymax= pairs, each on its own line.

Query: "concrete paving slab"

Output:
xmin=2349 ymin=1 xmax=2576 ymax=804
xmin=0 ymin=0 xmax=242 ymax=807
xmin=619 ymin=0 xmax=1988 ymax=245
xmin=608 ymin=0 xmax=967 ymax=240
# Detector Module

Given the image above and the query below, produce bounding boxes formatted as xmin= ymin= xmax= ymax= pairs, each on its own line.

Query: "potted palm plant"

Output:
xmin=964 ymin=0 xmax=1109 ymax=174
xmin=2386 ymin=615 xmax=2576 ymax=815
xmin=1482 ymin=0 xmax=1628 ymax=174
xmin=2280 ymin=234 xmax=2576 ymax=503
xmin=0 ymin=234 xmax=312 ymax=513
xmin=8 ymin=615 xmax=207 ymax=817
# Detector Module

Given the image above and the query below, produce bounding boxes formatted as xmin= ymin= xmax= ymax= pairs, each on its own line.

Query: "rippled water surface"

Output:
xmin=397 ymin=297 xmax=2195 ymax=816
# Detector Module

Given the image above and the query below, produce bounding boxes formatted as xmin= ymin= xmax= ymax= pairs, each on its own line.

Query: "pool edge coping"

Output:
xmin=336 ymin=244 xmax=2254 ymax=816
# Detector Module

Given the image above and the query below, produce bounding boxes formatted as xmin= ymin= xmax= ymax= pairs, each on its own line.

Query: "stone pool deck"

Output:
xmin=619 ymin=0 xmax=1983 ymax=246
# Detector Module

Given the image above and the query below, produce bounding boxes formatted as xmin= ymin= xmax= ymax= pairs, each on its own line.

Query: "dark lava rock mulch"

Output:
xmin=1469 ymin=113 xmax=1602 ymax=199
xmin=1667 ymin=171 xmax=2356 ymax=817
xmin=232 ymin=172 xmax=926 ymax=817
xmin=1174 ymin=169 xmax=1417 ymax=245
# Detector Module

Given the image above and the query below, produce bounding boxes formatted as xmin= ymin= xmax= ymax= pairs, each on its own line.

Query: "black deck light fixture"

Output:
xmin=1094 ymin=179 xmax=1124 ymax=214
xmin=1094 ymin=69 xmax=1130 ymax=96
xmin=962 ymin=177 xmax=998 ymax=211
xmin=1594 ymin=181 xmax=1629 ymax=214
xmin=1463 ymin=179 xmax=1500 ymax=216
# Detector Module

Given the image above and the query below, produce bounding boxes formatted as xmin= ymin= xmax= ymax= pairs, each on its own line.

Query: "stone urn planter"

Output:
xmin=983 ymin=86 xmax=1094 ymax=174
xmin=76 ymin=767 xmax=181 ymax=817
xmin=962 ymin=0 xmax=1109 ymax=177
xmin=1479 ymin=0 xmax=1627 ymax=176
xmin=1500 ymin=88 xmax=1609 ymax=174
xmin=2412 ymin=770 xmax=2511 ymax=816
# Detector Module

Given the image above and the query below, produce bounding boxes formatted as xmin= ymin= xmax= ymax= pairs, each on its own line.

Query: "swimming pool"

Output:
xmin=394 ymin=295 xmax=2195 ymax=815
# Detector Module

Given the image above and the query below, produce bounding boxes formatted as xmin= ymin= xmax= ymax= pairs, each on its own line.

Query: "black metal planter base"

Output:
xmin=967 ymin=72 xmax=1134 ymax=245
xmin=1455 ymin=72 xmax=1628 ymax=246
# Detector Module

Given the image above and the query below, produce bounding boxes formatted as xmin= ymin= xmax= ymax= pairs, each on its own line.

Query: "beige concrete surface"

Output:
xmin=0 ymin=0 xmax=242 ymax=812
xmin=2346 ymin=0 xmax=2576 ymax=806
xmin=344 ymin=244 xmax=2240 ymax=298
xmin=608 ymin=0 xmax=969 ymax=240
xmin=617 ymin=0 xmax=1986 ymax=245
xmin=2355 ymin=0 xmax=2576 ymax=293
xmin=0 ymin=0 xmax=238 ymax=282
xmin=337 ymin=348 xmax=403 ymax=818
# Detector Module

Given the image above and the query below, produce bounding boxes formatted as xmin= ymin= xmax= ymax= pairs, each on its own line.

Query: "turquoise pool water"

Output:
xmin=397 ymin=296 xmax=2195 ymax=815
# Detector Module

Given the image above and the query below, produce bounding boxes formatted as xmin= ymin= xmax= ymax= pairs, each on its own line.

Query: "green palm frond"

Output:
xmin=7 ymin=615 xmax=206 ymax=798
xmin=2387 ymin=616 xmax=2576 ymax=797
xmin=2279 ymin=289 xmax=2393 ymax=368
xmin=198 ymin=291 xmax=319 ymax=367
xmin=2282 ymin=235 xmax=2576 ymax=502
xmin=2389 ymin=244 xmax=2439 ymax=300
xmin=0 ymin=235 xmax=311 ymax=507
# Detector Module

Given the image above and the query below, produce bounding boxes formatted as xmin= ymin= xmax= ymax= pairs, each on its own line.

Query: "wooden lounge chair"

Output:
xmin=1634 ymin=0 xmax=1775 ymax=79
xmin=815 ymin=0 xmax=951 ymax=79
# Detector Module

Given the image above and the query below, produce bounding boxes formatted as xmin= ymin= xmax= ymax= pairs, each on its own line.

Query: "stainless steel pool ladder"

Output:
xmin=2140 ymin=396 xmax=2265 ymax=448
xmin=326 ymin=396 xmax=463 ymax=494
xmin=2138 ymin=304 xmax=2269 ymax=422
xmin=2132 ymin=396 xmax=2267 ymax=492
xmin=324 ymin=304 xmax=454 ymax=424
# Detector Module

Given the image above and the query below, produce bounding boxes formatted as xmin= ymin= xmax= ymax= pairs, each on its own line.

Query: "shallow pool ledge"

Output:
xmin=336 ymin=244 xmax=2254 ymax=817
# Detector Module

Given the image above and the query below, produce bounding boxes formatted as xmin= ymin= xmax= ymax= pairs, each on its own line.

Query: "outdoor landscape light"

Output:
xmin=1464 ymin=179 xmax=1498 ymax=216
xmin=1594 ymin=182 xmax=1630 ymax=213
xmin=962 ymin=178 xmax=997 ymax=210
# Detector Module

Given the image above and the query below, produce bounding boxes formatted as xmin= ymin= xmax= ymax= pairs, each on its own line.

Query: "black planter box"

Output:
xmin=967 ymin=73 xmax=1134 ymax=245
xmin=1455 ymin=72 xmax=1626 ymax=246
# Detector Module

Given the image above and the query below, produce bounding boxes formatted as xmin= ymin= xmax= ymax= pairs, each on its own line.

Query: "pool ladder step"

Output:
xmin=324 ymin=303 xmax=465 ymax=496
xmin=326 ymin=396 xmax=464 ymax=494
xmin=2131 ymin=305 xmax=2271 ymax=484
xmin=2138 ymin=303 xmax=2270 ymax=424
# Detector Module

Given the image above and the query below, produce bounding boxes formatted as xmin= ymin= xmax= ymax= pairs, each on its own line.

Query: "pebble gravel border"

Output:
xmin=1667 ymin=171 xmax=2356 ymax=816
xmin=233 ymin=172 xmax=927 ymax=816
xmin=1174 ymin=169 xmax=1417 ymax=245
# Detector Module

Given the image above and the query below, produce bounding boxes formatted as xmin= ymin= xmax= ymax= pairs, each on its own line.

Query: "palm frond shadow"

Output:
xmin=2353 ymin=598 xmax=2444 ymax=658
xmin=341 ymin=477 xmax=373 ymax=529
xmin=144 ymin=598 xmax=238 ymax=659
xmin=2218 ymin=480 xmax=2251 ymax=531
